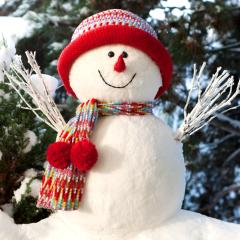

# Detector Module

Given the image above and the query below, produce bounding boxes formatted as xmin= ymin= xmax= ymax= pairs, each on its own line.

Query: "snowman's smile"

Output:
xmin=98 ymin=70 xmax=136 ymax=88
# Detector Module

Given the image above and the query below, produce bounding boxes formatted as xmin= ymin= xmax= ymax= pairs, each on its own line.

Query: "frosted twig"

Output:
xmin=175 ymin=63 xmax=240 ymax=141
xmin=2 ymin=51 xmax=66 ymax=132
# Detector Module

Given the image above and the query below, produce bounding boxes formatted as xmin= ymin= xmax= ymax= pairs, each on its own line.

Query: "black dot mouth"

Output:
xmin=98 ymin=70 xmax=136 ymax=89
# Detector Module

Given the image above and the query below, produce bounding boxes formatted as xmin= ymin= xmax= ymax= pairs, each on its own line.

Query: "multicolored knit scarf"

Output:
xmin=37 ymin=99 xmax=158 ymax=210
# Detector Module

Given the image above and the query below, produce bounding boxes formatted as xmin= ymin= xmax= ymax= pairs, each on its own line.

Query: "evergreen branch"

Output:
xmin=175 ymin=63 xmax=240 ymax=141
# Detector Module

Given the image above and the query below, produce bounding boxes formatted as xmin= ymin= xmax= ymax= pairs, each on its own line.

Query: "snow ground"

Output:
xmin=0 ymin=209 xmax=240 ymax=240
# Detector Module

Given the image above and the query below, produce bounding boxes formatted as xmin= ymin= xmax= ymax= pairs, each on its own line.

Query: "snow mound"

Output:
xmin=30 ymin=74 xmax=59 ymax=97
xmin=0 ymin=210 xmax=24 ymax=240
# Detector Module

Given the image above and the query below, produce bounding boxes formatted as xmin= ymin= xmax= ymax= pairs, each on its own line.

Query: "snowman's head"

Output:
xmin=69 ymin=44 xmax=162 ymax=102
xmin=58 ymin=9 xmax=172 ymax=102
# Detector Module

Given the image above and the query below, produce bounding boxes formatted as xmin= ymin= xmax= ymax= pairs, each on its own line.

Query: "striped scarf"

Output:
xmin=37 ymin=99 xmax=158 ymax=210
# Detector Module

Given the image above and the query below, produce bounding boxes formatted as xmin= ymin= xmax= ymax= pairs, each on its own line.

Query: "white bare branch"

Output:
xmin=2 ymin=51 xmax=66 ymax=132
xmin=175 ymin=63 xmax=240 ymax=141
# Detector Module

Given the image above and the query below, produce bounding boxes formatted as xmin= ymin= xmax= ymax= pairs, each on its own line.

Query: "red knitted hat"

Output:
xmin=57 ymin=9 xmax=172 ymax=99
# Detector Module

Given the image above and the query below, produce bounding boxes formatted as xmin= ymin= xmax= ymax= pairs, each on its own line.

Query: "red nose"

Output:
xmin=114 ymin=54 xmax=126 ymax=72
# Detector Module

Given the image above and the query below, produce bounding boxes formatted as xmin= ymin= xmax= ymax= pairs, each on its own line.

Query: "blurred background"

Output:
xmin=0 ymin=0 xmax=239 ymax=224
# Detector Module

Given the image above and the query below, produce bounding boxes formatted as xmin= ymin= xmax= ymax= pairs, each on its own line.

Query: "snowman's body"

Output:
xmin=56 ymin=115 xmax=185 ymax=234
xmin=56 ymin=44 xmax=185 ymax=234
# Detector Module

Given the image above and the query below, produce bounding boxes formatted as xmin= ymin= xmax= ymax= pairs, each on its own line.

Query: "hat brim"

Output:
xmin=57 ymin=25 xmax=172 ymax=99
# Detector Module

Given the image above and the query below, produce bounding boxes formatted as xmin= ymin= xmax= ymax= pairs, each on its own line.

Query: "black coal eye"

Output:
xmin=122 ymin=51 xmax=128 ymax=58
xmin=108 ymin=51 xmax=114 ymax=57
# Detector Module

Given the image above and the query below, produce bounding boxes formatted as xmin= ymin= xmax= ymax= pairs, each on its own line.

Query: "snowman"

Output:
xmin=1 ymin=9 xmax=240 ymax=240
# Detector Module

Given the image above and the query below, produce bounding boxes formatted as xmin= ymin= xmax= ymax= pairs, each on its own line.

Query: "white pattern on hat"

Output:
xmin=71 ymin=9 xmax=157 ymax=42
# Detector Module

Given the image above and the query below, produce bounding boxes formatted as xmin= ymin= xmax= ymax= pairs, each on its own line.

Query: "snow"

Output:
xmin=206 ymin=28 xmax=218 ymax=43
xmin=0 ymin=16 xmax=32 ymax=81
xmin=229 ymin=191 xmax=237 ymax=199
xmin=0 ymin=0 xmax=5 ymax=6
xmin=50 ymin=59 xmax=57 ymax=67
xmin=30 ymin=179 xmax=41 ymax=198
xmin=0 ymin=38 xmax=16 ymax=81
xmin=0 ymin=89 xmax=10 ymax=99
xmin=149 ymin=9 xmax=165 ymax=21
xmin=150 ymin=0 xmax=192 ymax=20
xmin=0 ymin=89 xmax=10 ymax=100
xmin=0 ymin=37 xmax=23 ymax=83
xmin=162 ymin=0 xmax=191 ymax=8
xmin=12 ymin=0 xmax=37 ymax=17
xmin=13 ymin=175 xmax=41 ymax=203
xmin=0 ymin=17 xmax=31 ymax=43
xmin=0 ymin=209 xmax=239 ymax=240
xmin=171 ymin=8 xmax=185 ymax=18
xmin=80 ymin=6 xmax=90 ymax=16
xmin=235 ymin=166 xmax=240 ymax=183
xmin=62 ymin=2 xmax=73 ymax=11
xmin=1 ymin=203 xmax=13 ymax=217
xmin=24 ymin=168 xmax=38 ymax=178
xmin=23 ymin=130 xmax=37 ymax=153
xmin=49 ymin=42 xmax=64 ymax=52
xmin=0 ymin=210 xmax=24 ymax=240
xmin=13 ymin=178 xmax=30 ymax=203
xmin=210 ymin=41 xmax=223 ymax=49
xmin=13 ymin=169 xmax=40 ymax=203
xmin=30 ymin=74 xmax=59 ymax=97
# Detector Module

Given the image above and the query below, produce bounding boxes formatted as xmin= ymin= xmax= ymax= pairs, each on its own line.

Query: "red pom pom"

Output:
xmin=46 ymin=142 xmax=71 ymax=169
xmin=71 ymin=140 xmax=98 ymax=172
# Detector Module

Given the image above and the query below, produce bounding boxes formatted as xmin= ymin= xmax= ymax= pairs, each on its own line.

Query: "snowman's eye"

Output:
xmin=122 ymin=51 xmax=128 ymax=58
xmin=108 ymin=51 xmax=115 ymax=58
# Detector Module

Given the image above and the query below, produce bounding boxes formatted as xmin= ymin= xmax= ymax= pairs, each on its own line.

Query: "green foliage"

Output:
xmin=12 ymin=176 xmax=51 ymax=224
xmin=13 ymin=195 xmax=51 ymax=224
xmin=0 ymin=82 xmax=55 ymax=215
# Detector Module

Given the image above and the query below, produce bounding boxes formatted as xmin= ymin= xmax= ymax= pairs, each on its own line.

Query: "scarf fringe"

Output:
xmin=37 ymin=163 xmax=86 ymax=210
